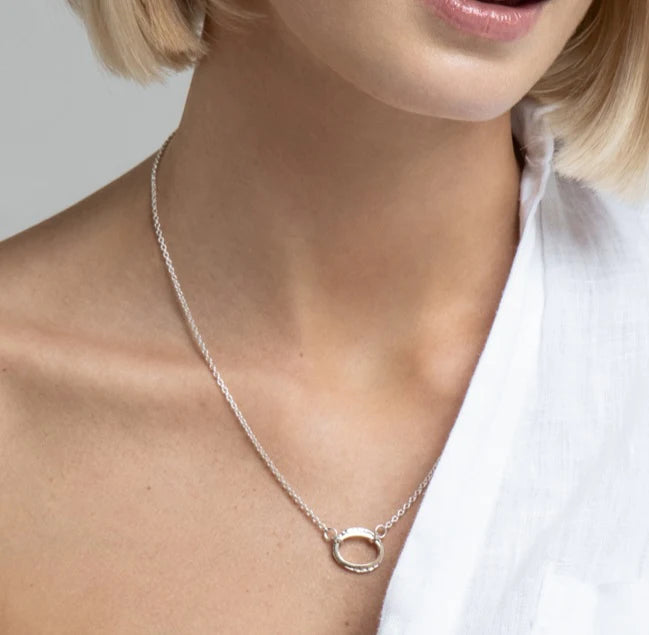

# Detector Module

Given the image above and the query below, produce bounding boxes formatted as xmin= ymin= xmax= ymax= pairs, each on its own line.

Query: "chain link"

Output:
xmin=150 ymin=131 xmax=441 ymax=541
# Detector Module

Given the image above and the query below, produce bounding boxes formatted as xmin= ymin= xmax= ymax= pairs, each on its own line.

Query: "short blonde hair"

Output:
xmin=68 ymin=0 xmax=649 ymax=203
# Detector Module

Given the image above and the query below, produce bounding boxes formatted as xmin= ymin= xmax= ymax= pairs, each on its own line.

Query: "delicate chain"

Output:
xmin=150 ymin=131 xmax=441 ymax=543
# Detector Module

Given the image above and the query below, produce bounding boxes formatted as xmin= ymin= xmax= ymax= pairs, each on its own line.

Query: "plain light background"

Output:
xmin=0 ymin=1 xmax=193 ymax=241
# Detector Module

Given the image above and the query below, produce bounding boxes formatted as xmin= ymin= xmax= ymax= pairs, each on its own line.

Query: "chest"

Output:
xmin=0 ymin=370 xmax=455 ymax=634
xmin=2 ymin=482 xmax=403 ymax=634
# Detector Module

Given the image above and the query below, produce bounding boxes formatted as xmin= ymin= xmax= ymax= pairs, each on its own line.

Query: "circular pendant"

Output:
xmin=331 ymin=527 xmax=384 ymax=574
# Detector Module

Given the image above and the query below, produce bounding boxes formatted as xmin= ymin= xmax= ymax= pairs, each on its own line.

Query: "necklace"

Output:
xmin=150 ymin=131 xmax=441 ymax=574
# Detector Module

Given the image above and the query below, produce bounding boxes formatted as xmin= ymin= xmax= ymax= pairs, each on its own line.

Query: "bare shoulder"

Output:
xmin=0 ymin=156 xmax=231 ymax=632
xmin=0 ymin=154 xmax=172 ymax=438
xmin=0 ymin=155 xmax=152 ymax=321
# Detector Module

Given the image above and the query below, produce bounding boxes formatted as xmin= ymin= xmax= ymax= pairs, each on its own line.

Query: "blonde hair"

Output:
xmin=68 ymin=0 xmax=649 ymax=203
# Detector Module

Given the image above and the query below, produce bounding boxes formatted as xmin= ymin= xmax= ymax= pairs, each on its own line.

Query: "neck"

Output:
xmin=156 ymin=14 xmax=523 ymax=371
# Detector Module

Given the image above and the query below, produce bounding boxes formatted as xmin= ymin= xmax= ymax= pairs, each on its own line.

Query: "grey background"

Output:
xmin=0 ymin=0 xmax=193 ymax=240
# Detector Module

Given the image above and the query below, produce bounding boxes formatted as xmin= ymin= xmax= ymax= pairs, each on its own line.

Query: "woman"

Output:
xmin=1 ymin=0 xmax=648 ymax=632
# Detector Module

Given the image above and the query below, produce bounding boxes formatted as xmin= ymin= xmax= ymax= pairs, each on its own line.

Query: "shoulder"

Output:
xmin=0 ymin=154 xmax=153 ymax=311
xmin=0 ymin=155 xmax=166 ymax=436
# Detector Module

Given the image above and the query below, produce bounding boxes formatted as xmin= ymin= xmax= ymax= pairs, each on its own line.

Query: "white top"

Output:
xmin=377 ymin=96 xmax=649 ymax=635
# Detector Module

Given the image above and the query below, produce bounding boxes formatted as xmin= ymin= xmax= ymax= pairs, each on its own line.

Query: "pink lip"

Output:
xmin=421 ymin=0 xmax=547 ymax=41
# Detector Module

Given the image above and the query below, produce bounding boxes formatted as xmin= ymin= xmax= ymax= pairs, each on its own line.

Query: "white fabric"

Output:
xmin=377 ymin=96 xmax=649 ymax=635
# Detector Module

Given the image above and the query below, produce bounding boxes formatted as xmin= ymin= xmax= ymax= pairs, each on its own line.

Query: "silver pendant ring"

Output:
xmin=331 ymin=527 xmax=385 ymax=574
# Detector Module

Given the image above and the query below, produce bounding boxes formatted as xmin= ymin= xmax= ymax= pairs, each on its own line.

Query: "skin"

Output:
xmin=0 ymin=0 xmax=593 ymax=632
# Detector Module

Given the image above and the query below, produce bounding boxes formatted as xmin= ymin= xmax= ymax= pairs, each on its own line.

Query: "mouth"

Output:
xmin=480 ymin=0 xmax=546 ymax=5
xmin=421 ymin=0 xmax=550 ymax=42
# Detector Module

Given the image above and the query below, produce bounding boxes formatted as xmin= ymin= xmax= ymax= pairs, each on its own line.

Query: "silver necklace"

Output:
xmin=150 ymin=131 xmax=441 ymax=574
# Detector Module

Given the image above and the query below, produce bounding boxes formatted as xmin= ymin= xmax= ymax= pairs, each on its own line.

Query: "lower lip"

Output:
xmin=421 ymin=0 xmax=547 ymax=41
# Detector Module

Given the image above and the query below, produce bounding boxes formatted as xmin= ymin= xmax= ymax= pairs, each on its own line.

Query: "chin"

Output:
xmin=369 ymin=76 xmax=523 ymax=122
xmin=280 ymin=24 xmax=535 ymax=123
xmin=329 ymin=51 xmax=529 ymax=123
